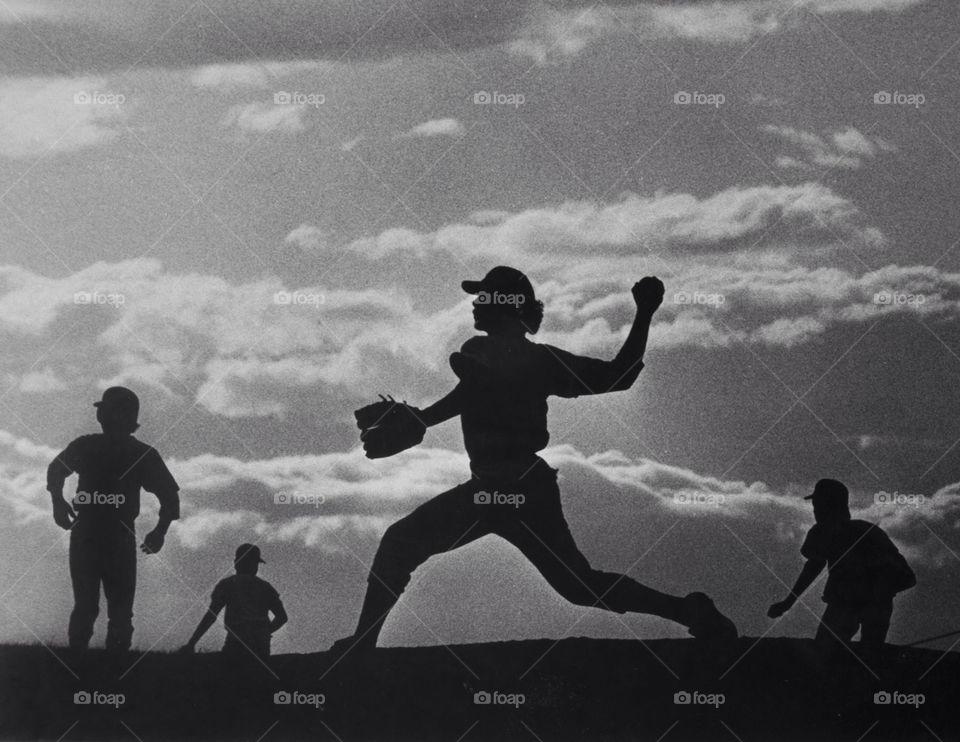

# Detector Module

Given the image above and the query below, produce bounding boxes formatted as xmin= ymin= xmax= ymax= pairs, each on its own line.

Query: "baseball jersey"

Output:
xmin=48 ymin=433 xmax=179 ymax=526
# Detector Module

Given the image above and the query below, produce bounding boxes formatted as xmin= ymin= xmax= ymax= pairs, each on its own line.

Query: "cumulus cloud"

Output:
xmin=2 ymin=426 xmax=954 ymax=568
xmin=190 ymin=61 xmax=324 ymax=91
xmin=509 ymin=0 xmax=929 ymax=64
xmin=397 ymin=118 xmax=467 ymax=140
xmin=0 ymin=76 xmax=129 ymax=159
xmin=332 ymin=182 xmax=885 ymax=262
xmin=763 ymin=125 xmax=897 ymax=170
xmin=220 ymin=101 xmax=308 ymax=135
xmin=0 ymin=0 xmax=929 ymax=74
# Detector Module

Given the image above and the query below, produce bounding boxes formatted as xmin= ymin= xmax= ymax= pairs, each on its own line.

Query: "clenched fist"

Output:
xmin=632 ymin=276 xmax=665 ymax=315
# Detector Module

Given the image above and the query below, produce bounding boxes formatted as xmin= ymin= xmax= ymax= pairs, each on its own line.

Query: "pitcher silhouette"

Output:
xmin=329 ymin=267 xmax=737 ymax=656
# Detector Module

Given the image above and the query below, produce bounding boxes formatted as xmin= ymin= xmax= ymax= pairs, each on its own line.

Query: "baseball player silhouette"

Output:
xmin=47 ymin=387 xmax=179 ymax=652
xmin=768 ymin=478 xmax=916 ymax=648
xmin=330 ymin=267 xmax=737 ymax=656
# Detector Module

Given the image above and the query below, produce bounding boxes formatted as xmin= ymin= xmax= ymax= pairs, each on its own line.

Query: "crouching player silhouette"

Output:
xmin=768 ymin=478 xmax=915 ymax=649
xmin=331 ymin=267 xmax=737 ymax=656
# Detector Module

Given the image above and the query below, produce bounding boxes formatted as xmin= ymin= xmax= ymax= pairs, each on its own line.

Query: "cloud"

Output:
xmin=336 ymin=182 xmax=885 ymax=261
xmin=12 ymin=367 xmax=68 ymax=394
xmin=0 ymin=0 xmax=929 ymax=74
xmin=285 ymin=224 xmax=331 ymax=253
xmin=0 ymin=76 xmax=129 ymax=159
xmin=220 ymin=101 xmax=307 ymax=135
xmin=508 ymin=0 xmax=930 ymax=64
xmin=3 ymin=425 xmax=954 ymax=568
xmin=190 ymin=61 xmax=324 ymax=91
xmin=763 ymin=125 xmax=897 ymax=170
xmin=398 ymin=118 xmax=466 ymax=140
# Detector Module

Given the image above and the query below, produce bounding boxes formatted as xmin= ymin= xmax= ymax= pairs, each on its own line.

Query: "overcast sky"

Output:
xmin=1 ymin=0 xmax=959 ymax=659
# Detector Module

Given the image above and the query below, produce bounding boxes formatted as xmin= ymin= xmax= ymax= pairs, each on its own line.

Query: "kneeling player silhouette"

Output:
xmin=331 ymin=267 xmax=737 ymax=655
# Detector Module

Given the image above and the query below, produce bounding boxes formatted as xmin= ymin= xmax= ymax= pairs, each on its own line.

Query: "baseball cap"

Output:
xmin=462 ymin=266 xmax=537 ymax=305
xmin=804 ymin=478 xmax=849 ymax=507
xmin=235 ymin=544 xmax=266 ymax=564
xmin=93 ymin=386 xmax=139 ymax=421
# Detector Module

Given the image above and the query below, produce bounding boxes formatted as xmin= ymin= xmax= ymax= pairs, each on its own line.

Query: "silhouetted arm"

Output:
xmin=603 ymin=277 xmax=664 ymax=392
xmin=419 ymin=384 xmax=464 ymax=427
xmin=183 ymin=602 xmax=223 ymax=651
xmin=141 ymin=450 xmax=181 ymax=554
xmin=269 ymin=599 xmax=288 ymax=634
xmin=768 ymin=559 xmax=826 ymax=617
xmin=549 ymin=278 xmax=665 ymax=397
xmin=47 ymin=443 xmax=79 ymax=530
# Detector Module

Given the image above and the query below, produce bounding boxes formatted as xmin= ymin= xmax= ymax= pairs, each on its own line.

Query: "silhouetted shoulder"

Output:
xmin=799 ymin=523 xmax=825 ymax=560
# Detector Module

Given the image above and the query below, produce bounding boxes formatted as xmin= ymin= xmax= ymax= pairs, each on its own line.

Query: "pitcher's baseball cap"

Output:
xmin=94 ymin=387 xmax=139 ymax=422
xmin=804 ymin=478 xmax=849 ymax=507
xmin=462 ymin=266 xmax=537 ymax=305
xmin=235 ymin=544 xmax=266 ymax=565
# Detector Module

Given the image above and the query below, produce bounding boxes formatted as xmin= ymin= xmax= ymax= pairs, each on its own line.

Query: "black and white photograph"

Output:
xmin=0 ymin=1 xmax=958 ymax=740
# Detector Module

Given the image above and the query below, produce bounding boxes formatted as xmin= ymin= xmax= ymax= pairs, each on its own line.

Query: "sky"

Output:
xmin=1 ymin=0 xmax=959 ymax=662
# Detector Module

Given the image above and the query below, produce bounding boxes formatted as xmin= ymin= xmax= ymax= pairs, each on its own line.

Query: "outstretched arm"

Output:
xmin=419 ymin=384 xmax=464 ymax=427
xmin=768 ymin=559 xmax=826 ymax=618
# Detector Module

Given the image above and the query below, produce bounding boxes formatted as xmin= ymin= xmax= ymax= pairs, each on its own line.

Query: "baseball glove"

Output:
xmin=355 ymin=395 xmax=426 ymax=459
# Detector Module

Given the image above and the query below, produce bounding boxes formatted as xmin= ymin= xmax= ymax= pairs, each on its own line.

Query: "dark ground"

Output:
xmin=1 ymin=637 xmax=956 ymax=741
